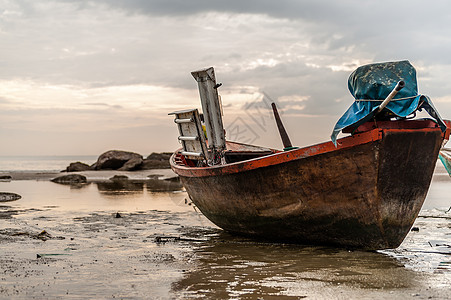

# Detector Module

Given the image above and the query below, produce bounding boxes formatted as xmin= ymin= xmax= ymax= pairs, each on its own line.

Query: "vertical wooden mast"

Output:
xmin=271 ymin=102 xmax=293 ymax=150
xmin=191 ymin=67 xmax=226 ymax=161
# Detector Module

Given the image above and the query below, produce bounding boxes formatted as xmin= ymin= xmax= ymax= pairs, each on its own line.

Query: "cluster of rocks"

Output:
xmin=51 ymin=171 xmax=183 ymax=190
xmin=65 ymin=150 xmax=172 ymax=172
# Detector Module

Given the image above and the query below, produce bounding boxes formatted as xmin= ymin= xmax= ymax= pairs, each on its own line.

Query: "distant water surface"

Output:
xmin=0 ymin=155 xmax=97 ymax=172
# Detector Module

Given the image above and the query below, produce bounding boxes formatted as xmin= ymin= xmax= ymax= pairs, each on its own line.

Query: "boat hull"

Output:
xmin=172 ymin=125 xmax=445 ymax=250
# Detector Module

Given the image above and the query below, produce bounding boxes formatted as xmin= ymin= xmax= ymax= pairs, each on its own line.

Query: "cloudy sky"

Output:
xmin=1 ymin=0 xmax=451 ymax=156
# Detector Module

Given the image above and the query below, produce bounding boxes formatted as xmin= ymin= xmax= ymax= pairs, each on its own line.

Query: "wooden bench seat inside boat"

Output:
xmin=223 ymin=141 xmax=275 ymax=164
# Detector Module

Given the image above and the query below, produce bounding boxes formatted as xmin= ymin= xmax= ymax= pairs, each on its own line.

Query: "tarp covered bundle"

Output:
xmin=331 ymin=60 xmax=446 ymax=144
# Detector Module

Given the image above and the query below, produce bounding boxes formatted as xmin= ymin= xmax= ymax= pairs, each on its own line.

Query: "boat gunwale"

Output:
xmin=171 ymin=124 xmax=444 ymax=178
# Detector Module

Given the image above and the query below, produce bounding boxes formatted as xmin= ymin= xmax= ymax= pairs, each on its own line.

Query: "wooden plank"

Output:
xmin=191 ymin=67 xmax=226 ymax=151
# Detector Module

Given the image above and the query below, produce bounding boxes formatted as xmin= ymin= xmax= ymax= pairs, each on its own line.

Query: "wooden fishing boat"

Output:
xmin=169 ymin=62 xmax=450 ymax=250
xmin=439 ymin=148 xmax=451 ymax=177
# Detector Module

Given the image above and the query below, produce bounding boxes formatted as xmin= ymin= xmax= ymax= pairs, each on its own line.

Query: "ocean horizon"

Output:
xmin=0 ymin=155 xmax=98 ymax=172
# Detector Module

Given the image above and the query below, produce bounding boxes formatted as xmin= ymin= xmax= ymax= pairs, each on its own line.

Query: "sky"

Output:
xmin=1 ymin=0 xmax=451 ymax=156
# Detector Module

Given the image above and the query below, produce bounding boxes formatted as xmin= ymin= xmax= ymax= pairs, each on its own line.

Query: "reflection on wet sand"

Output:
xmin=94 ymin=178 xmax=183 ymax=196
xmin=145 ymin=177 xmax=184 ymax=192
xmin=0 ymin=205 xmax=19 ymax=219
xmin=171 ymin=232 xmax=419 ymax=299
xmin=45 ymin=169 xmax=184 ymax=196
xmin=65 ymin=182 xmax=91 ymax=190
xmin=95 ymin=181 xmax=145 ymax=195
xmin=53 ymin=177 xmax=185 ymax=198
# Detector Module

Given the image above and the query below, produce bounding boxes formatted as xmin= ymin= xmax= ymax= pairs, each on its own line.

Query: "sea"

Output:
xmin=0 ymin=156 xmax=450 ymax=299
xmin=0 ymin=155 xmax=98 ymax=172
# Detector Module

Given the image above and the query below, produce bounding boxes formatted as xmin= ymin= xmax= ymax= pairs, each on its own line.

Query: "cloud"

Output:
xmin=82 ymin=102 xmax=123 ymax=109
xmin=1 ymin=0 xmax=451 ymax=155
xmin=0 ymin=97 xmax=11 ymax=104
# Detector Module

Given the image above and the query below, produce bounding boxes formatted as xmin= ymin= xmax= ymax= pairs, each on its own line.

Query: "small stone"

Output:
xmin=0 ymin=192 xmax=21 ymax=202
xmin=51 ymin=174 xmax=87 ymax=184
xmin=65 ymin=162 xmax=92 ymax=172
xmin=110 ymin=175 xmax=129 ymax=181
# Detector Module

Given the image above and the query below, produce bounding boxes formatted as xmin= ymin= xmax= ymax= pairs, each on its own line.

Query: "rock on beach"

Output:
xmin=66 ymin=162 xmax=92 ymax=172
xmin=51 ymin=174 xmax=87 ymax=184
xmin=0 ymin=192 xmax=21 ymax=202
xmin=0 ymin=175 xmax=12 ymax=181
xmin=92 ymin=150 xmax=143 ymax=171
xmin=64 ymin=150 xmax=173 ymax=172
xmin=142 ymin=152 xmax=172 ymax=169
xmin=110 ymin=175 xmax=129 ymax=181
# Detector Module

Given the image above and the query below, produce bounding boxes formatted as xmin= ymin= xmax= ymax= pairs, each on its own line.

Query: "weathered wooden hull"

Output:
xmin=171 ymin=120 xmax=448 ymax=250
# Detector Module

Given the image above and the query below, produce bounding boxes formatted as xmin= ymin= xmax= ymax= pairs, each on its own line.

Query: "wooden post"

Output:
xmin=271 ymin=102 xmax=293 ymax=149
xmin=376 ymin=81 xmax=405 ymax=114
xmin=191 ymin=67 xmax=226 ymax=152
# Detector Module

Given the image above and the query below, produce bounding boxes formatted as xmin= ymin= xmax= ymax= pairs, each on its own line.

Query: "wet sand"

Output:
xmin=0 ymin=168 xmax=450 ymax=299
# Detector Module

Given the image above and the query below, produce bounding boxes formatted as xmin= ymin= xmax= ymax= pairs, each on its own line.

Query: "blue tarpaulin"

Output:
xmin=331 ymin=60 xmax=446 ymax=144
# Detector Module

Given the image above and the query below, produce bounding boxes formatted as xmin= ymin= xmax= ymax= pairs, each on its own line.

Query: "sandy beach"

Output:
xmin=0 ymin=166 xmax=450 ymax=299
